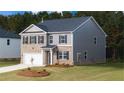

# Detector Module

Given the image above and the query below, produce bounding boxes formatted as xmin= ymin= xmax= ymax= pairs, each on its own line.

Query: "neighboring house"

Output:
xmin=0 ymin=27 xmax=20 ymax=59
xmin=19 ymin=16 xmax=107 ymax=66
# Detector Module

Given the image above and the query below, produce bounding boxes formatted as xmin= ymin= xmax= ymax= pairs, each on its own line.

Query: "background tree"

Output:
xmin=76 ymin=11 xmax=124 ymax=60
xmin=62 ymin=11 xmax=72 ymax=18
xmin=49 ymin=12 xmax=62 ymax=19
xmin=0 ymin=15 xmax=8 ymax=30
xmin=36 ymin=11 xmax=49 ymax=22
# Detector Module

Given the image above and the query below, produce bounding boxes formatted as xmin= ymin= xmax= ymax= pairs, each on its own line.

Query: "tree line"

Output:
xmin=0 ymin=11 xmax=124 ymax=60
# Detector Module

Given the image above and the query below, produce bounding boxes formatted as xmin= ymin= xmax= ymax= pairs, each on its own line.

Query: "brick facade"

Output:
xmin=52 ymin=46 xmax=73 ymax=65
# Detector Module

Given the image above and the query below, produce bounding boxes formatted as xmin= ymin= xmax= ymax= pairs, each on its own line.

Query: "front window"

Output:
xmin=63 ymin=51 xmax=68 ymax=59
xmin=58 ymin=51 xmax=63 ymax=59
xmin=94 ymin=37 xmax=97 ymax=45
xmin=23 ymin=36 xmax=28 ymax=44
xmin=84 ymin=51 xmax=87 ymax=60
xmin=7 ymin=39 xmax=10 ymax=46
xmin=38 ymin=36 xmax=44 ymax=44
xmin=58 ymin=51 xmax=69 ymax=60
xmin=59 ymin=35 xmax=67 ymax=44
xmin=30 ymin=36 xmax=36 ymax=44
xmin=49 ymin=35 xmax=53 ymax=44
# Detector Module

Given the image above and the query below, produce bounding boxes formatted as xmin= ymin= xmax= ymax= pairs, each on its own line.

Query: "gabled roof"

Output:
xmin=0 ymin=27 xmax=20 ymax=39
xmin=20 ymin=16 xmax=107 ymax=36
xmin=36 ymin=16 xmax=90 ymax=32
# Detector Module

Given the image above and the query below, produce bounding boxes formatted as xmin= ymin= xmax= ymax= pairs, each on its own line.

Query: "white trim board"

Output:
xmin=72 ymin=17 xmax=91 ymax=32
xmin=90 ymin=16 xmax=107 ymax=37
xmin=19 ymin=24 xmax=47 ymax=35
xmin=57 ymin=45 xmax=72 ymax=46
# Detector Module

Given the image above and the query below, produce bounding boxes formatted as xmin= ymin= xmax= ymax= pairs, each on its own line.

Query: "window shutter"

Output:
xmin=26 ymin=36 xmax=28 ymax=44
xmin=42 ymin=36 xmax=44 ymax=43
xmin=67 ymin=51 xmax=69 ymax=60
xmin=59 ymin=36 xmax=61 ymax=43
xmin=65 ymin=35 xmax=67 ymax=43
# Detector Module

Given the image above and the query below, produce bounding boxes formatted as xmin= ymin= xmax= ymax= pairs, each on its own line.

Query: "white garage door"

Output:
xmin=23 ymin=53 xmax=43 ymax=66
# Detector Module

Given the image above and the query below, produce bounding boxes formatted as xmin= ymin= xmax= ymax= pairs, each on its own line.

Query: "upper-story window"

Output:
xmin=59 ymin=35 xmax=67 ymax=44
xmin=30 ymin=36 xmax=36 ymax=44
xmin=94 ymin=37 xmax=97 ymax=45
xmin=7 ymin=39 xmax=10 ymax=46
xmin=38 ymin=36 xmax=44 ymax=44
xmin=23 ymin=36 xmax=28 ymax=44
xmin=49 ymin=35 xmax=53 ymax=44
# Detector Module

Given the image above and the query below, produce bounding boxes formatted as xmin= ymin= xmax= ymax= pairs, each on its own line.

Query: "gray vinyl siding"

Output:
xmin=0 ymin=38 xmax=20 ymax=58
xmin=73 ymin=19 xmax=106 ymax=64
xmin=48 ymin=33 xmax=72 ymax=45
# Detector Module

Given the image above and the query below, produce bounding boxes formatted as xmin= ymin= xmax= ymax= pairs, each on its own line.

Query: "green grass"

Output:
xmin=0 ymin=61 xmax=123 ymax=81
xmin=0 ymin=60 xmax=20 ymax=67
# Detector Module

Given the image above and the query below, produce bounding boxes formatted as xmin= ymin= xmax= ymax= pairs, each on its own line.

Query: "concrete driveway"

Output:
xmin=0 ymin=64 xmax=38 ymax=74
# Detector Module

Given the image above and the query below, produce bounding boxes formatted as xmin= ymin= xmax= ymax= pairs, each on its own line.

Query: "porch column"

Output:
xmin=50 ymin=49 xmax=53 ymax=65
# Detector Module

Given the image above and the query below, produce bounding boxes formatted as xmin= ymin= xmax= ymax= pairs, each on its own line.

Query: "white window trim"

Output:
xmin=59 ymin=35 xmax=67 ymax=44
xmin=58 ymin=51 xmax=63 ymax=59
xmin=77 ymin=52 xmax=81 ymax=63
xmin=23 ymin=36 xmax=28 ymax=44
xmin=49 ymin=35 xmax=53 ymax=44
xmin=30 ymin=36 xmax=37 ymax=44
xmin=63 ymin=51 xmax=68 ymax=59
xmin=58 ymin=51 xmax=68 ymax=60
xmin=38 ymin=35 xmax=44 ymax=44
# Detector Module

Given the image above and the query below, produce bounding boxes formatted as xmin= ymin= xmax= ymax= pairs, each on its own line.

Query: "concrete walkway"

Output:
xmin=0 ymin=64 xmax=41 ymax=74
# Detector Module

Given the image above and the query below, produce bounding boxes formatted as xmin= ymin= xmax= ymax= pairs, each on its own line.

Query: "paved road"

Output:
xmin=0 ymin=64 xmax=42 ymax=74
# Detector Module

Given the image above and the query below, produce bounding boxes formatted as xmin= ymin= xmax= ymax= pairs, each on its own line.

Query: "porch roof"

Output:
xmin=41 ymin=45 xmax=56 ymax=50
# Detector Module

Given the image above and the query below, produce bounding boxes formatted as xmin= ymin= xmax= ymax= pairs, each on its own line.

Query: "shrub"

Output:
xmin=55 ymin=63 xmax=59 ymax=65
xmin=27 ymin=67 xmax=31 ymax=70
xmin=43 ymin=69 xmax=46 ymax=72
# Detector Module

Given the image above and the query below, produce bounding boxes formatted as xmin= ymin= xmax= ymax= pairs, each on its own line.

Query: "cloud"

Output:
xmin=32 ymin=11 xmax=62 ymax=14
xmin=48 ymin=11 xmax=63 ymax=16
xmin=31 ymin=11 xmax=39 ymax=14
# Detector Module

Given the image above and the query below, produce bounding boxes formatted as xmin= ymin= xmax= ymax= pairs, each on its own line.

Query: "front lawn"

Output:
xmin=0 ymin=62 xmax=123 ymax=81
xmin=0 ymin=59 xmax=20 ymax=67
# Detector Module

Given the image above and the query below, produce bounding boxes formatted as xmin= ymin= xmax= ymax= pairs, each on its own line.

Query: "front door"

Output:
xmin=47 ymin=52 xmax=51 ymax=65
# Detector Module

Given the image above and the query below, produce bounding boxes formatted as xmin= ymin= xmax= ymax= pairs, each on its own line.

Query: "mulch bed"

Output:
xmin=17 ymin=69 xmax=50 ymax=77
xmin=46 ymin=64 xmax=74 ymax=68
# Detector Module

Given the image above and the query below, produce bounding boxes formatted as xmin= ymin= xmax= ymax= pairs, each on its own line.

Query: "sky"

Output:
xmin=0 ymin=11 xmax=77 ymax=16
xmin=0 ymin=11 xmax=26 ymax=16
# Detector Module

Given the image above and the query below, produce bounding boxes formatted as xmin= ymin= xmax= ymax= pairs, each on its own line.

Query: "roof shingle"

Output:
xmin=36 ymin=16 xmax=90 ymax=32
xmin=0 ymin=27 xmax=20 ymax=38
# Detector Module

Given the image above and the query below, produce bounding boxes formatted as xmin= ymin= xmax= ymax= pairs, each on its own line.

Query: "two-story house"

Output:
xmin=0 ymin=27 xmax=20 ymax=59
xmin=19 ymin=16 xmax=107 ymax=66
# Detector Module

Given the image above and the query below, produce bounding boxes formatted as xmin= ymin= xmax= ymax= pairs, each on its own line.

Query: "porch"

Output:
xmin=41 ymin=45 xmax=57 ymax=65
